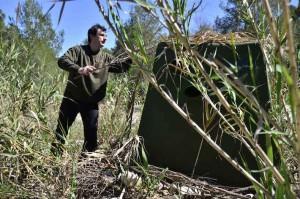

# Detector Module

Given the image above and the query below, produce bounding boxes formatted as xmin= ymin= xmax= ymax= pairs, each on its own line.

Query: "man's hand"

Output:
xmin=78 ymin=65 xmax=96 ymax=76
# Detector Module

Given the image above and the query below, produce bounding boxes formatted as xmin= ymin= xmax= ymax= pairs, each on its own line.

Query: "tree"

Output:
xmin=214 ymin=0 xmax=247 ymax=33
xmin=111 ymin=5 xmax=163 ymax=56
xmin=214 ymin=0 xmax=286 ymax=33
xmin=18 ymin=0 xmax=64 ymax=55
xmin=214 ymin=0 xmax=299 ymax=66
xmin=0 ymin=1 xmax=64 ymax=77
xmin=0 ymin=10 xmax=5 ymax=30
xmin=109 ymin=6 xmax=164 ymax=135
xmin=14 ymin=0 xmax=64 ymax=75
xmin=195 ymin=21 xmax=214 ymax=33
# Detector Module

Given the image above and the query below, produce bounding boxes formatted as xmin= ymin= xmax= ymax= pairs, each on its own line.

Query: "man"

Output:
xmin=51 ymin=24 xmax=131 ymax=155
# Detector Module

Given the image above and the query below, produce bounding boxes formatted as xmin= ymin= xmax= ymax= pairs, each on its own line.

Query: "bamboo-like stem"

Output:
xmin=195 ymin=48 xmax=285 ymax=184
xmin=157 ymin=0 xmax=285 ymax=184
xmin=209 ymin=58 xmax=279 ymax=130
xmin=164 ymin=0 xmax=285 ymax=186
xmin=94 ymin=0 xmax=134 ymax=55
xmin=241 ymin=0 xmax=272 ymax=67
xmin=157 ymin=0 xmax=245 ymax=131
xmin=197 ymin=56 xmax=284 ymax=167
xmin=261 ymin=0 xmax=283 ymax=60
xmin=261 ymin=0 xmax=300 ymax=159
xmin=149 ymin=58 xmax=260 ymax=160
xmin=20 ymin=157 xmax=45 ymax=186
xmin=95 ymin=0 xmax=270 ymax=191
xmin=241 ymin=0 xmax=274 ymax=110
xmin=95 ymin=0 xmax=286 ymax=190
xmin=124 ymin=72 xmax=142 ymax=136
xmin=145 ymin=73 xmax=269 ymax=193
xmin=281 ymin=94 xmax=294 ymax=133
xmin=282 ymin=0 xmax=300 ymax=158
xmin=167 ymin=59 xmax=239 ymax=134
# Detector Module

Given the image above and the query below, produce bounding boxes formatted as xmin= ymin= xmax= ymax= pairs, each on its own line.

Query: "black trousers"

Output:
xmin=55 ymin=97 xmax=99 ymax=152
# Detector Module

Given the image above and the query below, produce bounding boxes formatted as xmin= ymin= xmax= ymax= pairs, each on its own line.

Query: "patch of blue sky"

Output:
xmin=0 ymin=0 xmax=298 ymax=54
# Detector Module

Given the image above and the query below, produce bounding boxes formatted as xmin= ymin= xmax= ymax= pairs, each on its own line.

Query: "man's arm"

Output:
xmin=58 ymin=47 xmax=81 ymax=73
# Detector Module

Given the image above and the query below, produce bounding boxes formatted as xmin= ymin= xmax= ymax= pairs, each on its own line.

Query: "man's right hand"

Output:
xmin=78 ymin=65 xmax=96 ymax=76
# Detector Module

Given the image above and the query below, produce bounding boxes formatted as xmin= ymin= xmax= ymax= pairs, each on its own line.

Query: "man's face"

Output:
xmin=90 ymin=29 xmax=107 ymax=47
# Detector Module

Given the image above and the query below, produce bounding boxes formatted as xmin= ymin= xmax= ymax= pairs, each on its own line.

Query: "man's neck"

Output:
xmin=89 ymin=43 xmax=101 ymax=53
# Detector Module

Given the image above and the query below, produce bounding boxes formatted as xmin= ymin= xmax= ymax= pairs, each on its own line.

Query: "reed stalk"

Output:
xmin=281 ymin=0 xmax=300 ymax=157
xmin=91 ymin=0 xmax=298 ymax=196
xmin=94 ymin=0 xmax=287 ymax=191
xmin=157 ymin=0 xmax=285 ymax=184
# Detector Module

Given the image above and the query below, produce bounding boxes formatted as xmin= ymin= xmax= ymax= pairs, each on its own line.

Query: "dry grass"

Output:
xmin=76 ymin=137 xmax=255 ymax=199
xmin=191 ymin=31 xmax=257 ymax=45
xmin=1 ymin=0 xmax=300 ymax=198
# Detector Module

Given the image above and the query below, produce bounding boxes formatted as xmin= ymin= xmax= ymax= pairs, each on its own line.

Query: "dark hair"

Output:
xmin=88 ymin=24 xmax=106 ymax=43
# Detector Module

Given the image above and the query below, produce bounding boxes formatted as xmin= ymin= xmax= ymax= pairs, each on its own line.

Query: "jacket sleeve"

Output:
xmin=106 ymin=53 xmax=132 ymax=73
xmin=57 ymin=47 xmax=81 ymax=73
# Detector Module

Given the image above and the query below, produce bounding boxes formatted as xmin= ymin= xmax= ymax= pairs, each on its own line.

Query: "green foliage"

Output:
xmin=0 ymin=35 xmax=68 ymax=197
xmin=215 ymin=0 xmax=247 ymax=33
xmin=0 ymin=10 xmax=5 ymax=30
xmin=215 ymin=0 xmax=294 ymax=33
xmin=142 ymin=171 xmax=165 ymax=196
xmin=18 ymin=0 xmax=64 ymax=55
xmin=1 ymin=0 xmax=299 ymax=197
xmin=95 ymin=0 xmax=300 ymax=197
xmin=216 ymin=1 xmax=299 ymax=197
xmin=1 ymin=0 xmax=65 ymax=76
xmin=100 ymin=74 xmax=131 ymax=142
xmin=112 ymin=5 xmax=163 ymax=56
xmin=0 ymin=2 xmax=68 ymax=197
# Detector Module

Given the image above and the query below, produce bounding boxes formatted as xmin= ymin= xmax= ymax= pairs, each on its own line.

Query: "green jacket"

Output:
xmin=58 ymin=45 xmax=130 ymax=103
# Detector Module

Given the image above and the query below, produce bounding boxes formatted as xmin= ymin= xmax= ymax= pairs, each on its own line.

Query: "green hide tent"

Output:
xmin=138 ymin=35 xmax=270 ymax=186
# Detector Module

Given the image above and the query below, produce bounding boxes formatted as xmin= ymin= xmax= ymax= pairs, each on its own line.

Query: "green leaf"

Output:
xmin=141 ymin=146 xmax=148 ymax=169
xmin=248 ymin=46 xmax=256 ymax=86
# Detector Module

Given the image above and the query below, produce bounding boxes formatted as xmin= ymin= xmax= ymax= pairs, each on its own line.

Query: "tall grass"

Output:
xmin=0 ymin=26 xmax=141 ymax=198
xmin=0 ymin=5 xmax=146 ymax=197
xmin=93 ymin=0 xmax=299 ymax=197
xmin=100 ymin=73 xmax=144 ymax=146
xmin=0 ymin=35 xmax=75 ymax=197
xmin=1 ymin=0 xmax=299 ymax=197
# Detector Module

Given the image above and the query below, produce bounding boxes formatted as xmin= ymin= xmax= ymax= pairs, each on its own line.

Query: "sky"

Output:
xmin=0 ymin=0 xmax=298 ymax=54
xmin=0 ymin=0 xmax=226 ymax=53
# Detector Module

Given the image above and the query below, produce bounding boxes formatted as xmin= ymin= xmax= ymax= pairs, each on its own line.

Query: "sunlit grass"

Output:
xmin=1 ymin=0 xmax=299 ymax=198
